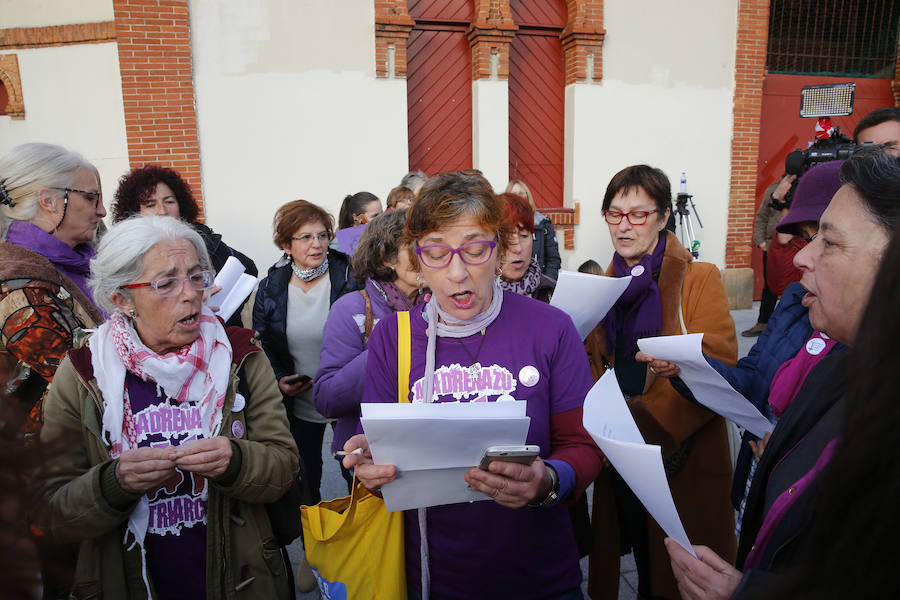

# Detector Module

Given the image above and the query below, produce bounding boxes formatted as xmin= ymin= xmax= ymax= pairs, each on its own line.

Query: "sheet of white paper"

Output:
xmin=211 ymin=255 xmax=244 ymax=307
xmin=637 ymin=333 xmax=773 ymax=438
xmin=361 ymin=399 xmax=527 ymax=420
xmin=583 ymin=370 xmax=645 ymax=445
xmin=360 ymin=401 xmax=531 ymax=511
xmin=215 ymin=273 xmax=258 ymax=323
xmin=550 ymin=271 xmax=632 ymax=339
xmin=582 ymin=371 xmax=696 ymax=557
xmin=597 ymin=438 xmax=696 ymax=557
xmin=380 ymin=468 xmax=489 ymax=512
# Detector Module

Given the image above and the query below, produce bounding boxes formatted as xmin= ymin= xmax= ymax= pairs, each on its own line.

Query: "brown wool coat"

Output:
xmin=587 ymin=232 xmax=738 ymax=600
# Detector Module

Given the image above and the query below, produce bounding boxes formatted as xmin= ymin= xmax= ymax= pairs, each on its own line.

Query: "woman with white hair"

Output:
xmin=0 ymin=143 xmax=106 ymax=435
xmin=35 ymin=216 xmax=298 ymax=599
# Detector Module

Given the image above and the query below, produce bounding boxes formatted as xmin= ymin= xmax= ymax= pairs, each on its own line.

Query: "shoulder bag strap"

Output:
xmin=396 ymin=311 xmax=411 ymax=403
xmin=360 ymin=289 xmax=374 ymax=343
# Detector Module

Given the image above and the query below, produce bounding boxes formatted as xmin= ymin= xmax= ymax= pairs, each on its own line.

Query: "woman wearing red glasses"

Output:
xmin=586 ymin=164 xmax=738 ymax=600
xmin=341 ymin=171 xmax=604 ymax=600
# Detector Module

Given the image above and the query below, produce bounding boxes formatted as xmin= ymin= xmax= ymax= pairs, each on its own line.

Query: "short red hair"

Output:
xmin=500 ymin=192 xmax=534 ymax=233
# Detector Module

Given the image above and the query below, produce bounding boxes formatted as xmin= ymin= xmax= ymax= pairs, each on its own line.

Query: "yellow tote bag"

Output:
xmin=301 ymin=479 xmax=406 ymax=600
xmin=299 ymin=311 xmax=412 ymax=599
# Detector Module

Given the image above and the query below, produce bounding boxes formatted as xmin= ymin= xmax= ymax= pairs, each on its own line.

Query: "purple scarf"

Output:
xmin=499 ymin=258 xmax=542 ymax=296
xmin=5 ymin=220 xmax=98 ymax=307
xmin=370 ymin=279 xmax=421 ymax=312
xmin=767 ymin=331 xmax=837 ymax=418
xmin=601 ymin=231 xmax=667 ymax=358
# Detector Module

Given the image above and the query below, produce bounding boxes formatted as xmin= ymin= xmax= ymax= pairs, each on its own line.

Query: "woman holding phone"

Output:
xmin=253 ymin=200 xmax=359 ymax=505
xmin=342 ymin=171 xmax=604 ymax=600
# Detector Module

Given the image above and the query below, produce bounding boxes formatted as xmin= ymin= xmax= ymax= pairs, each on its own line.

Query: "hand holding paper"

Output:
xmin=210 ymin=256 xmax=258 ymax=323
xmin=583 ymin=370 xmax=696 ymax=556
xmin=636 ymin=333 xmax=773 ymax=438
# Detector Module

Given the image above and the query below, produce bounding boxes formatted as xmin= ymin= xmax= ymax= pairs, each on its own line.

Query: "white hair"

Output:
xmin=89 ymin=215 xmax=212 ymax=315
xmin=0 ymin=143 xmax=94 ymax=238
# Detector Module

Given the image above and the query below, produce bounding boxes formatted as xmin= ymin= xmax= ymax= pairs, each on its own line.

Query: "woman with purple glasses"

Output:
xmin=585 ymin=164 xmax=738 ymax=600
xmin=341 ymin=170 xmax=604 ymax=600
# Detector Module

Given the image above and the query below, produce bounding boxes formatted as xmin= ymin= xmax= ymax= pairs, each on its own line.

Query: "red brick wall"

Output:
xmin=726 ymin=0 xmax=769 ymax=269
xmin=374 ymin=0 xmax=415 ymax=78
xmin=0 ymin=22 xmax=116 ymax=49
xmin=561 ymin=0 xmax=604 ymax=85
xmin=468 ymin=0 xmax=516 ymax=81
xmin=112 ymin=0 xmax=204 ymax=215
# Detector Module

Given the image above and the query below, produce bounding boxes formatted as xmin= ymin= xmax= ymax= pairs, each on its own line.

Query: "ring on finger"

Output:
xmin=491 ymin=488 xmax=500 ymax=498
xmin=648 ymin=365 xmax=659 ymax=375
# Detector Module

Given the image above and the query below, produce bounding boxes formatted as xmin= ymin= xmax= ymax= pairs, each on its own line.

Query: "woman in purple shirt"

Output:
xmin=343 ymin=170 xmax=604 ymax=600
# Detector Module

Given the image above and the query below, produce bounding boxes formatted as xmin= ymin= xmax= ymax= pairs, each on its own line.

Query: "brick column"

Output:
xmin=561 ymin=0 xmax=605 ymax=85
xmin=725 ymin=0 xmax=769 ymax=269
xmin=468 ymin=0 xmax=517 ymax=81
xmin=112 ymin=0 xmax=204 ymax=213
xmin=374 ymin=0 xmax=415 ymax=78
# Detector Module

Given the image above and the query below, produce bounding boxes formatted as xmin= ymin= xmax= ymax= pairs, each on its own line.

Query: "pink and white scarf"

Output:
xmin=89 ymin=305 xmax=232 ymax=596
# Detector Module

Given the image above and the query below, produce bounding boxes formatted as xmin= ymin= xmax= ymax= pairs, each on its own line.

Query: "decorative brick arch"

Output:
xmin=0 ymin=54 xmax=25 ymax=119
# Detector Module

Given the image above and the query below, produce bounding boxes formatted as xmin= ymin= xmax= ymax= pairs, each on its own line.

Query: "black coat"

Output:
xmin=193 ymin=222 xmax=258 ymax=328
xmin=533 ymin=213 xmax=561 ymax=281
xmin=252 ymin=248 xmax=359 ymax=382
xmin=735 ymin=353 xmax=848 ymax=591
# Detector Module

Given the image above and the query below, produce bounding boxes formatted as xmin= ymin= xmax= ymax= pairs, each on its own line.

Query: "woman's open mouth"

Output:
xmin=178 ymin=312 xmax=200 ymax=326
xmin=450 ymin=291 xmax=474 ymax=309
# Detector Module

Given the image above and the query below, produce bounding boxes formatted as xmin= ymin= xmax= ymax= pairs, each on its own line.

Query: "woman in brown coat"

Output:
xmin=586 ymin=165 xmax=737 ymax=599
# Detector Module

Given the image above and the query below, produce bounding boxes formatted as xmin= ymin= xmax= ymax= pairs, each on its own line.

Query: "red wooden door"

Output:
xmin=406 ymin=0 xmax=473 ymax=175
xmin=752 ymin=74 xmax=895 ymax=296
xmin=508 ymin=0 xmax=566 ymax=209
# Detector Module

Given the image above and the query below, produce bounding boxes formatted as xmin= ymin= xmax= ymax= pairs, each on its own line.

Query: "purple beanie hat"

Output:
xmin=776 ymin=160 xmax=844 ymax=234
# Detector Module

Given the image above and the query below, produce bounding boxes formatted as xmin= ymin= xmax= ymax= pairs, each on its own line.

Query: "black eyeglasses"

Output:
xmin=52 ymin=187 xmax=102 ymax=208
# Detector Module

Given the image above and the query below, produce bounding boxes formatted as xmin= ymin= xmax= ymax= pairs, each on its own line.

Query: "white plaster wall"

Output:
xmin=563 ymin=0 xmax=739 ymax=271
xmin=472 ymin=79 xmax=510 ymax=191
xmin=190 ymin=0 xmax=410 ymax=271
xmin=0 ymin=42 xmax=130 ymax=219
xmin=0 ymin=0 xmax=113 ymax=28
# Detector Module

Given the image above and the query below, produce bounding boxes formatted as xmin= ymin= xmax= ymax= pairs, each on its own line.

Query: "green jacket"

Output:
xmin=35 ymin=327 xmax=299 ymax=600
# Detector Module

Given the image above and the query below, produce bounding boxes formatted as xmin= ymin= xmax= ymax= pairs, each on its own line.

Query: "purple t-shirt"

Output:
xmin=126 ymin=372 xmax=207 ymax=599
xmin=362 ymin=291 xmax=593 ymax=600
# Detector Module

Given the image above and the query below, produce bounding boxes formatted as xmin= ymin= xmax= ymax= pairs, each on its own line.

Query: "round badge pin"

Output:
xmin=519 ymin=366 xmax=540 ymax=387
xmin=231 ymin=420 xmax=245 ymax=439
xmin=806 ymin=337 xmax=827 ymax=356
xmin=497 ymin=394 xmax=516 ymax=402
xmin=232 ymin=393 xmax=246 ymax=412
xmin=631 ymin=265 xmax=645 ymax=277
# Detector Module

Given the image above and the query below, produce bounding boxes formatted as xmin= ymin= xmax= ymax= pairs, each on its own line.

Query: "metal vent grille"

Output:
xmin=767 ymin=0 xmax=900 ymax=77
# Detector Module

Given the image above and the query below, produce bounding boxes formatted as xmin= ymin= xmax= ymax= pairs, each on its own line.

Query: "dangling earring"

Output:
xmin=416 ymin=272 xmax=424 ymax=294
xmin=129 ymin=309 xmax=136 ymax=318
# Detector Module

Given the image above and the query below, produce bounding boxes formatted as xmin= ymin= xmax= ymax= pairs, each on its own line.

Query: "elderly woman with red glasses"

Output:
xmin=341 ymin=171 xmax=604 ymax=600
xmin=35 ymin=215 xmax=297 ymax=599
xmin=585 ymin=165 xmax=738 ymax=600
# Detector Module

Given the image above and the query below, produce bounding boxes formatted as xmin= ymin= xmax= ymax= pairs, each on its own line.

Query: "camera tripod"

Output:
xmin=675 ymin=192 xmax=703 ymax=259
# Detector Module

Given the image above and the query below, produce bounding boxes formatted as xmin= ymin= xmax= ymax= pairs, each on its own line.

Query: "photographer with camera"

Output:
xmin=742 ymin=173 xmax=796 ymax=337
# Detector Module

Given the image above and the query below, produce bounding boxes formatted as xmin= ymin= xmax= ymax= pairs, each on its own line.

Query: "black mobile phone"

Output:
xmin=284 ymin=374 xmax=311 ymax=385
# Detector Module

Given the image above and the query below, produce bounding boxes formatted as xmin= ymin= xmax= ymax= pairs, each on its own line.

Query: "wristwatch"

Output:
xmin=528 ymin=463 xmax=560 ymax=508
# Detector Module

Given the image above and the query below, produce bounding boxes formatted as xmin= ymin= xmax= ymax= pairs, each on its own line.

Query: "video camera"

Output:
xmin=770 ymin=129 xmax=856 ymax=210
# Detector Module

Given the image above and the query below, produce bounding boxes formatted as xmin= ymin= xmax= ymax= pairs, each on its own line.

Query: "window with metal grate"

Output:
xmin=767 ymin=0 xmax=900 ymax=78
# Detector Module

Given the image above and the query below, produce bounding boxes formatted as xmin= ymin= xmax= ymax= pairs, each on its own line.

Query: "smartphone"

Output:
xmin=284 ymin=374 xmax=311 ymax=385
xmin=478 ymin=445 xmax=540 ymax=470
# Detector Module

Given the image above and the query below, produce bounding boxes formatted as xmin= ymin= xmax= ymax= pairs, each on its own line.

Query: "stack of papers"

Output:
xmin=583 ymin=370 xmax=696 ymax=556
xmin=550 ymin=271 xmax=631 ymax=339
xmin=636 ymin=333 xmax=772 ymax=438
xmin=361 ymin=401 xmax=531 ymax=512
xmin=210 ymin=256 xmax=258 ymax=323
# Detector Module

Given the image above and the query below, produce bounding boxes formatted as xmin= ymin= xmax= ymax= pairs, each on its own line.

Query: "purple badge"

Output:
xmin=231 ymin=420 xmax=245 ymax=439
